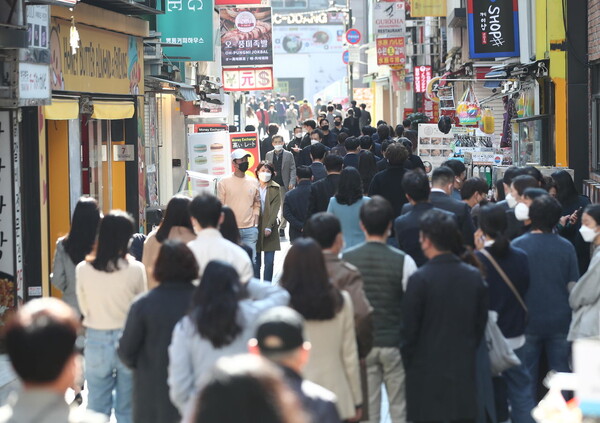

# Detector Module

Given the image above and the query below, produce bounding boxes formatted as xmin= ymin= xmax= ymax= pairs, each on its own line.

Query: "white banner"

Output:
xmin=273 ymin=25 xmax=344 ymax=54
xmin=373 ymin=1 xmax=405 ymax=38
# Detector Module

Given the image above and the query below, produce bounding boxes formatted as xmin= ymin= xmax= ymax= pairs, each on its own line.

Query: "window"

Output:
xmin=271 ymin=0 xmax=308 ymax=9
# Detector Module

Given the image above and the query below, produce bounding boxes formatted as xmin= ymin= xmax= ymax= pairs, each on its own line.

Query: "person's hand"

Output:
xmin=474 ymin=228 xmax=485 ymax=251
xmin=569 ymin=212 xmax=579 ymax=225
xmin=264 ymin=228 xmax=272 ymax=237
xmin=347 ymin=407 xmax=363 ymax=422
xmin=288 ymin=184 xmax=294 ymax=190
xmin=559 ymin=215 xmax=569 ymax=227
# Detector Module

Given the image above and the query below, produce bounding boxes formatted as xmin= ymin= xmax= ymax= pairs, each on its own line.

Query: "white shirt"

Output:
xmin=402 ymin=254 xmax=418 ymax=291
xmin=430 ymin=188 xmax=446 ymax=194
xmin=187 ymin=228 xmax=254 ymax=282
xmin=259 ymin=186 xmax=267 ymax=212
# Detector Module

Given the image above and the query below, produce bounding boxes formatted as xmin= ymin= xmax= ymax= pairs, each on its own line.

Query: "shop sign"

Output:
xmin=187 ymin=131 xmax=231 ymax=177
xmin=50 ymin=18 xmax=144 ymax=95
xmin=221 ymin=7 xmax=273 ymax=66
xmin=273 ymin=11 xmax=344 ymax=26
xmin=273 ymin=24 xmax=344 ymax=55
xmin=373 ymin=1 xmax=405 ymax=38
xmin=18 ymin=63 xmax=50 ymax=100
xmin=194 ymin=124 xmax=229 ymax=133
xmin=376 ymin=37 xmax=405 ymax=66
xmin=230 ymin=132 xmax=260 ymax=175
xmin=22 ymin=6 xmax=50 ymax=64
xmin=216 ymin=0 xmax=261 ymax=4
xmin=222 ymin=67 xmax=274 ymax=91
xmin=157 ymin=0 xmax=214 ymax=62
xmin=414 ymin=65 xmax=432 ymax=93
xmin=467 ymin=0 xmax=520 ymax=58
xmin=113 ymin=145 xmax=135 ymax=162
xmin=411 ymin=0 xmax=447 ymax=17
xmin=417 ymin=123 xmax=455 ymax=177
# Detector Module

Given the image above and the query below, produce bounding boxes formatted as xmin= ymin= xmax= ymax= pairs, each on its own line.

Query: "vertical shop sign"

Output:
xmin=467 ymin=0 xmax=520 ymax=58
xmin=157 ymin=0 xmax=214 ymax=61
xmin=220 ymin=7 xmax=273 ymax=66
xmin=373 ymin=2 xmax=405 ymax=38
xmin=376 ymin=37 xmax=405 ymax=66
xmin=230 ymin=132 xmax=260 ymax=175
xmin=411 ymin=0 xmax=447 ymax=17
xmin=414 ymin=65 xmax=432 ymax=93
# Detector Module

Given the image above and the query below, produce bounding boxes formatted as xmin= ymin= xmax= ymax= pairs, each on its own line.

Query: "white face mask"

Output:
xmin=311 ymin=139 xmax=319 ymax=145
xmin=258 ymin=172 xmax=272 ymax=182
xmin=514 ymin=203 xmax=529 ymax=221
xmin=579 ymin=225 xmax=598 ymax=243
xmin=274 ymin=144 xmax=284 ymax=151
xmin=506 ymin=193 xmax=517 ymax=209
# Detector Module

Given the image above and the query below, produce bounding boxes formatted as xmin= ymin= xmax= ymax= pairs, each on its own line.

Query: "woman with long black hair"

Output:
xmin=168 ymin=260 xmax=289 ymax=421
xmin=51 ymin=197 xmax=101 ymax=316
xmin=280 ymin=238 xmax=361 ymax=421
xmin=76 ymin=211 xmax=147 ymax=422
xmin=142 ymin=196 xmax=196 ymax=289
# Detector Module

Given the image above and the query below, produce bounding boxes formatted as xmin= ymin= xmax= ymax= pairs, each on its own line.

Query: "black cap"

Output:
xmin=255 ymin=307 xmax=305 ymax=353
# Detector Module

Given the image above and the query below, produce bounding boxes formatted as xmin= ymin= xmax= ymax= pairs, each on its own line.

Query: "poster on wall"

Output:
xmin=220 ymin=7 xmax=273 ymax=66
xmin=230 ymin=132 xmax=260 ymax=176
xmin=187 ymin=131 xmax=232 ymax=181
xmin=273 ymin=25 xmax=344 ymax=54
xmin=373 ymin=1 xmax=405 ymax=38
xmin=467 ymin=0 xmax=520 ymax=58
xmin=417 ymin=123 xmax=455 ymax=177
xmin=411 ymin=0 xmax=447 ymax=17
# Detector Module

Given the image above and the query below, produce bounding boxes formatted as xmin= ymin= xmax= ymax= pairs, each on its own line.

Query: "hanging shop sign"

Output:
xmin=221 ymin=7 xmax=273 ymax=66
xmin=50 ymin=18 xmax=144 ymax=95
xmin=157 ymin=0 xmax=214 ymax=62
xmin=273 ymin=24 xmax=344 ymax=55
xmin=222 ymin=67 xmax=274 ymax=91
xmin=273 ymin=11 xmax=345 ymax=26
xmin=467 ymin=0 xmax=520 ymax=58
xmin=411 ymin=0 xmax=447 ymax=17
xmin=414 ymin=65 xmax=432 ymax=93
xmin=376 ymin=37 xmax=405 ymax=66
xmin=230 ymin=132 xmax=260 ymax=176
xmin=373 ymin=1 xmax=405 ymax=38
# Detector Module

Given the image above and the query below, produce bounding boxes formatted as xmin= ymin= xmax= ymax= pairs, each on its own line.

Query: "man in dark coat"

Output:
xmin=251 ymin=306 xmax=342 ymax=423
xmin=283 ymin=166 xmax=313 ymax=241
xmin=399 ymin=138 xmax=426 ymax=172
xmin=260 ymin=123 xmax=279 ymax=160
xmin=308 ymin=155 xmax=343 ymax=216
xmin=343 ymin=109 xmax=361 ymax=137
xmin=401 ymin=210 xmax=488 ymax=423
xmin=368 ymin=143 xmax=409 ymax=219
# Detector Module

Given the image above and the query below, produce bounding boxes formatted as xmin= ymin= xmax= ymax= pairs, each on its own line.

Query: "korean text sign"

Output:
xmin=230 ymin=132 xmax=260 ymax=176
xmin=223 ymin=67 xmax=274 ymax=91
xmin=467 ymin=0 xmax=520 ymax=58
xmin=376 ymin=37 xmax=405 ymax=66
xmin=157 ymin=0 xmax=214 ymax=62
xmin=220 ymin=7 xmax=273 ymax=66
xmin=414 ymin=65 xmax=432 ymax=93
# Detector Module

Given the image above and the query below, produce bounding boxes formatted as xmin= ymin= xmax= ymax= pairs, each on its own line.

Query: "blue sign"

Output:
xmin=345 ymin=28 xmax=361 ymax=45
xmin=342 ymin=50 xmax=349 ymax=64
xmin=467 ymin=0 xmax=520 ymax=58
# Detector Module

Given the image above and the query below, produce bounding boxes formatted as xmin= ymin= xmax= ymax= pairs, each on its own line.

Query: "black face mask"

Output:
xmin=237 ymin=162 xmax=249 ymax=172
xmin=335 ymin=121 xmax=341 ymax=127
xmin=321 ymin=125 xmax=330 ymax=131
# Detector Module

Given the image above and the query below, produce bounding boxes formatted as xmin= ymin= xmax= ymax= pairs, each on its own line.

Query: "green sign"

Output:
xmin=157 ymin=0 xmax=214 ymax=61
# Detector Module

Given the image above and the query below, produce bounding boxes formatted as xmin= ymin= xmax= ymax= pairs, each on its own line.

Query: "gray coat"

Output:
xmin=568 ymin=247 xmax=600 ymax=340
xmin=266 ymin=149 xmax=296 ymax=190
xmin=50 ymin=238 xmax=80 ymax=316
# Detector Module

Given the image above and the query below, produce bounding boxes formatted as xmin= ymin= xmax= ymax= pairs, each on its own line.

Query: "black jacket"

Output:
xmin=401 ymin=254 xmax=488 ymax=422
xmin=406 ymin=154 xmax=426 ymax=172
xmin=394 ymin=203 xmax=453 ymax=267
xmin=322 ymin=131 xmax=337 ymax=148
xmin=299 ymin=144 xmax=331 ymax=167
xmin=283 ymin=180 xmax=312 ymax=241
xmin=343 ymin=153 xmax=359 ymax=169
xmin=260 ymin=136 xmax=274 ymax=161
xmin=309 ymin=162 xmax=327 ymax=181
xmin=282 ymin=367 xmax=341 ymax=423
xmin=118 ymin=282 xmax=194 ymax=423
xmin=309 ymin=174 xmax=341 ymax=216
xmin=368 ymin=165 xmax=408 ymax=218
xmin=343 ymin=116 xmax=361 ymax=137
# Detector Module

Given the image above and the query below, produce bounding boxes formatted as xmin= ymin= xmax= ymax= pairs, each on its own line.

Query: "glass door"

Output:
xmin=87 ymin=120 xmax=113 ymax=213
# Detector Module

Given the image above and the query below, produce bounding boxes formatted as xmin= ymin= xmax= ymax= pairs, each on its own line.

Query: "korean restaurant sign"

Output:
xmin=373 ymin=2 xmax=405 ymax=38
xmin=414 ymin=65 xmax=432 ymax=93
xmin=220 ymin=7 xmax=273 ymax=66
xmin=222 ymin=67 xmax=274 ymax=91
xmin=376 ymin=37 xmax=405 ymax=66
xmin=157 ymin=0 xmax=214 ymax=62
xmin=50 ymin=18 xmax=144 ymax=95
xmin=467 ymin=0 xmax=520 ymax=58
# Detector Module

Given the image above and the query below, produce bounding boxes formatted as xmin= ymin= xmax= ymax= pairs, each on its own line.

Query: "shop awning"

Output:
xmin=145 ymin=76 xmax=200 ymax=101
xmin=91 ymin=100 xmax=135 ymax=120
xmin=43 ymin=98 xmax=79 ymax=120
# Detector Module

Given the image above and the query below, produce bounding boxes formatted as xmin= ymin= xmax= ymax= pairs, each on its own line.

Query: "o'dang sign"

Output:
xmin=467 ymin=0 xmax=520 ymax=58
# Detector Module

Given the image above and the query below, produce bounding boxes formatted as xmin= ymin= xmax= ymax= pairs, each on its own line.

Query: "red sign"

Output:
xmin=345 ymin=28 xmax=362 ymax=44
xmin=376 ymin=37 xmax=405 ymax=66
xmin=222 ymin=67 xmax=274 ymax=92
xmin=414 ymin=65 xmax=432 ymax=93
xmin=230 ymin=132 xmax=260 ymax=176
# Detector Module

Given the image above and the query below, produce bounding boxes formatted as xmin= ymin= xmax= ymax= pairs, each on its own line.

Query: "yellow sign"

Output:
xmin=411 ymin=0 xmax=447 ymax=17
xmin=50 ymin=18 xmax=143 ymax=95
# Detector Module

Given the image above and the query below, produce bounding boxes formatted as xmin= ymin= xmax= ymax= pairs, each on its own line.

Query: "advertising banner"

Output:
xmin=273 ymin=25 xmax=344 ymax=54
xmin=223 ymin=67 xmax=274 ymax=91
xmin=187 ymin=131 xmax=232 ymax=181
xmin=220 ymin=7 xmax=273 ymax=66
xmin=373 ymin=1 xmax=405 ymax=38
xmin=411 ymin=0 xmax=447 ymax=17
xmin=417 ymin=123 xmax=455 ymax=177
xmin=376 ymin=37 xmax=405 ymax=66
xmin=157 ymin=0 xmax=214 ymax=62
xmin=230 ymin=132 xmax=260 ymax=175
xmin=467 ymin=0 xmax=520 ymax=58
xmin=414 ymin=65 xmax=432 ymax=93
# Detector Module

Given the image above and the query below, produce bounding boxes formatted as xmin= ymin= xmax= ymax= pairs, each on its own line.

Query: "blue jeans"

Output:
xmin=521 ymin=333 xmax=571 ymax=399
xmin=502 ymin=345 xmax=536 ymax=423
xmin=254 ymin=250 xmax=275 ymax=282
xmin=239 ymin=227 xmax=259 ymax=265
xmin=85 ymin=328 xmax=133 ymax=423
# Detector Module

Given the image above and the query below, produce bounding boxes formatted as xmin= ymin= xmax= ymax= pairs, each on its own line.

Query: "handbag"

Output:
xmin=479 ymin=249 xmax=526 ymax=375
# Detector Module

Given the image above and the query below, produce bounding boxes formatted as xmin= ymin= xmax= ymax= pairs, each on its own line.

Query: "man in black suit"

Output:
xmin=260 ymin=123 xmax=279 ymax=160
xmin=368 ymin=143 xmax=409 ymax=219
xmin=401 ymin=209 xmax=488 ymax=423
xmin=394 ymin=170 xmax=452 ymax=267
xmin=402 ymin=166 xmax=475 ymax=246
xmin=283 ymin=166 xmax=313 ymax=242
xmin=342 ymin=137 xmax=360 ymax=169
xmin=298 ymin=128 xmax=330 ymax=167
xmin=308 ymin=142 xmax=327 ymax=182
xmin=308 ymin=155 xmax=343 ymax=216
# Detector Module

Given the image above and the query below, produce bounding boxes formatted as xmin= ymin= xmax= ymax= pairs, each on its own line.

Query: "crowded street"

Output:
xmin=1 ymin=0 xmax=600 ymax=423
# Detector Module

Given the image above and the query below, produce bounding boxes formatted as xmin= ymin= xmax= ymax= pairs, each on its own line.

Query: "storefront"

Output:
xmin=42 ymin=3 xmax=147 ymax=297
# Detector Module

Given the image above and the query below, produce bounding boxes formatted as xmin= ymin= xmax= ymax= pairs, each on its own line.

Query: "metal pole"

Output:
xmin=347 ymin=2 xmax=353 ymax=102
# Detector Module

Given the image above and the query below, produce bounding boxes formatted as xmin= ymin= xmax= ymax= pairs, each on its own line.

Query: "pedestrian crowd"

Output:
xmin=1 ymin=113 xmax=599 ymax=423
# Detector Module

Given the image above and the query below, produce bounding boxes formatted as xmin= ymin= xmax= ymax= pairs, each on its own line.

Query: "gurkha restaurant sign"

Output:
xmin=467 ymin=0 xmax=519 ymax=59
xmin=50 ymin=18 xmax=144 ymax=95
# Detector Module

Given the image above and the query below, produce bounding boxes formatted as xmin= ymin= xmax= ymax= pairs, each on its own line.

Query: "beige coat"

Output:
xmin=303 ymin=291 xmax=362 ymax=420
xmin=142 ymin=226 xmax=196 ymax=289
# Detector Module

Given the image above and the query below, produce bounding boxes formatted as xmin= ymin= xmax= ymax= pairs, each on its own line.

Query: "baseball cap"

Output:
xmin=231 ymin=149 xmax=251 ymax=161
xmin=254 ymin=307 xmax=305 ymax=353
